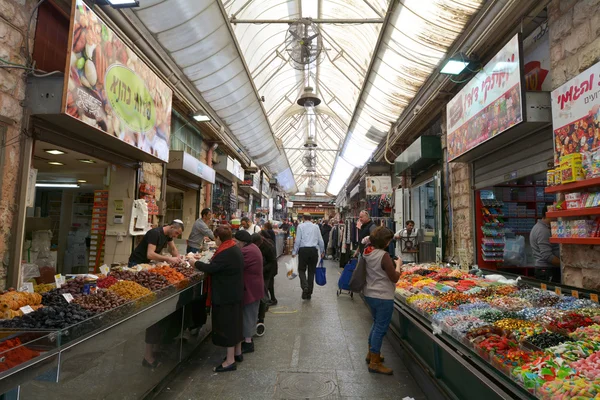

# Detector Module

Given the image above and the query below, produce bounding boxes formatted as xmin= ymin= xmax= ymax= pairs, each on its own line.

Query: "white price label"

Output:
xmin=62 ymin=293 xmax=74 ymax=303
xmin=20 ymin=282 xmax=34 ymax=293
xmin=100 ymin=265 xmax=110 ymax=275
xmin=19 ymin=305 xmax=34 ymax=314
xmin=54 ymin=274 xmax=63 ymax=289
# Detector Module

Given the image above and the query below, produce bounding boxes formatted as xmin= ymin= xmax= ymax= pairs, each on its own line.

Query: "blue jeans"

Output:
xmin=186 ymin=246 xmax=200 ymax=254
xmin=364 ymin=296 xmax=394 ymax=354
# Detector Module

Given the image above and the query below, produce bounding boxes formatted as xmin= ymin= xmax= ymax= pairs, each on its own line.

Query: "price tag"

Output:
xmin=540 ymin=283 xmax=547 ymax=291
xmin=591 ymin=294 xmax=599 ymax=303
xmin=555 ymin=287 xmax=562 ymax=296
xmin=19 ymin=305 xmax=34 ymax=314
xmin=54 ymin=274 xmax=62 ymax=289
xmin=572 ymin=290 xmax=579 ymax=299
xmin=62 ymin=293 xmax=74 ymax=303
xmin=100 ymin=265 xmax=110 ymax=276
xmin=20 ymin=282 xmax=34 ymax=293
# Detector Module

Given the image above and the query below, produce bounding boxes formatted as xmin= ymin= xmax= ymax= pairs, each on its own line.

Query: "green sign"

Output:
xmin=105 ymin=65 xmax=156 ymax=133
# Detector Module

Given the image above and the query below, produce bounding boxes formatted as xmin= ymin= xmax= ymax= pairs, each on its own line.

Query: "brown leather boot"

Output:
xmin=365 ymin=350 xmax=384 ymax=364
xmin=368 ymin=353 xmax=393 ymax=375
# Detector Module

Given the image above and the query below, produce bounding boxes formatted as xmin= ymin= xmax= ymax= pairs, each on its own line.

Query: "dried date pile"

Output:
xmin=74 ymin=290 xmax=128 ymax=313
xmin=132 ymin=270 xmax=170 ymax=291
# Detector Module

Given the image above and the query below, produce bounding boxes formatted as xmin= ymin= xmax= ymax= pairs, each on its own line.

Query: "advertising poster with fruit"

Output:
xmin=63 ymin=0 xmax=173 ymax=162
xmin=551 ymin=61 xmax=600 ymax=165
xmin=446 ymin=34 xmax=524 ymax=161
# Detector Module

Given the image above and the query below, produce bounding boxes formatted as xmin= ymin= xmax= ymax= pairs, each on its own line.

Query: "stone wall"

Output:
xmin=445 ymin=159 xmax=475 ymax=266
xmin=548 ymin=0 xmax=600 ymax=289
xmin=0 ymin=0 xmax=37 ymax=289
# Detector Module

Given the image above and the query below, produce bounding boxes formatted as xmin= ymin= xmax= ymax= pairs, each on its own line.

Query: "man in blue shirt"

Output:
xmin=293 ymin=213 xmax=325 ymax=300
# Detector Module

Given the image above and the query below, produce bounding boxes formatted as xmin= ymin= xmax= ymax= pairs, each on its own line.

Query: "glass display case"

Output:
xmin=0 ymin=274 xmax=206 ymax=399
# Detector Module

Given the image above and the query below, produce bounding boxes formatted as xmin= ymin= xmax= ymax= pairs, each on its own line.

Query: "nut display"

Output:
xmin=148 ymin=266 xmax=185 ymax=284
xmin=74 ymin=290 xmax=128 ymax=313
xmin=108 ymin=281 xmax=152 ymax=301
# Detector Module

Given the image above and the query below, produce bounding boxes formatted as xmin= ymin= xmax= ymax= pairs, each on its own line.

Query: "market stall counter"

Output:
xmin=0 ymin=260 xmax=209 ymax=399
xmin=388 ymin=264 xmax=600 ymax=400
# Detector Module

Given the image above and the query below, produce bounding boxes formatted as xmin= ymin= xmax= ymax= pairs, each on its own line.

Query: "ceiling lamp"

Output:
xmin=440 ymin=53 xmax=478 ymax=75
xmin=45 ymin=149 xmax=65 ymax=155
xmin=296 ymin=86 xmax=321 ymax=107
xmin=78 ymin=159 xmax=96 ymax=164
xmin=97 ymin=0 xmax=139 ymax=8
xmin=192 ymin=114 xmax=211 ymax=122
xmin=36 ymin=183 xmax=79 ymax=188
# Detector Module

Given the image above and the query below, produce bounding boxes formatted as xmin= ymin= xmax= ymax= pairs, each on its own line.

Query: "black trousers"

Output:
xmin=298 ymin=247 xmax=318 ymax=295
xmin=534 ymin=267 xmax=561 ymax=283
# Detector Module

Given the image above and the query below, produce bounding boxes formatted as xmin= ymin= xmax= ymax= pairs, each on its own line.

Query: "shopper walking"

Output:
xmin=530 ymin=205 xmax=561 ymax=282
xmin=234 ymin=230 xmax=264 ymax=353
xmin=320 ymin=219 xmax=332 ymax=259
xmin=240 ymin=216 xmax=261 ymax=234
xmin=293 ymin=213 xmax=325 ymax=300
xmin=253 ymin=232 xmax=278 ymax=305
xmin=193 ymin=226 xmax=244 ymax=373
xmin=187 ymin=208 xmax=214 ymax=253
xmin=360 ymin=226 xmax=402 ymax=375
xmin=354 ymin=210 xmax=377 ymax=258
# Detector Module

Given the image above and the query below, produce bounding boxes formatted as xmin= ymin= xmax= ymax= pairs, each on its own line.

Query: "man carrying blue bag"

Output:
xmin=292 ymin=213 xmax=325 ymax=300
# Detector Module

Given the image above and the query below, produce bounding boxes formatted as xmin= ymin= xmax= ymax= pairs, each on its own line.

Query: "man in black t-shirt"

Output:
xmin=129 ymin=220 xmax=184 ymax=266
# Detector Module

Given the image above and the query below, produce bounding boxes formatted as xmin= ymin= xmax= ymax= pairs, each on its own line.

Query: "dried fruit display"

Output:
xmin=108 ymin=281 xmax=152 ymax=301
xmin=132 ymin=270 xmax=169 ymax=291
xmin=74 ymin=290 xmax=127 ymax=313
xmin=149 ymin=266 xmax=184 ymax=284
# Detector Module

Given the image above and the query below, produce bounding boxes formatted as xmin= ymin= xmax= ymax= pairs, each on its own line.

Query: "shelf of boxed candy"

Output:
xmin=0 ymin=260 xmax=204 ymax=378
xmin=393 ymin=264 xmax=600 ymax=399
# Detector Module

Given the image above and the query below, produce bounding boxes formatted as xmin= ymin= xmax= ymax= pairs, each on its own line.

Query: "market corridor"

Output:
xmin=150 ymin=257 xmax=427 ymax=400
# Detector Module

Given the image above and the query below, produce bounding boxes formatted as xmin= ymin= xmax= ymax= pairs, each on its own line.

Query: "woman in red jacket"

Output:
xmin=234 ymin=230 xmax=264 ymax=354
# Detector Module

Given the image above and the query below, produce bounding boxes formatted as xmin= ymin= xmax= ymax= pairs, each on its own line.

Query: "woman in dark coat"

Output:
xmin=262 ymin=221 xmax=277 ymax=244
xmin=234 ymin=230 xmax=264 ymax=354
xmin=252 ymin=233 xmax=278 ymax=305
xmin=194 ymin=226 xmax=244 ymax=373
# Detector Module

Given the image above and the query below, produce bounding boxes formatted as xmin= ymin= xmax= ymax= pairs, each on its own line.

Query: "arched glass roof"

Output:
xmin=132 ymin=0 xmax=483 ymax=194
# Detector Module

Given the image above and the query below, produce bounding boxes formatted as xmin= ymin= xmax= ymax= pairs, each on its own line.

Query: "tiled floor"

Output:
xmin=150 ymin=256 xmax=428 ymax=400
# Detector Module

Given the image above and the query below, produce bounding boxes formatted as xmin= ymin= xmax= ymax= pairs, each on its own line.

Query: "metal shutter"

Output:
xmin=472 ymin=127 xmax=553 ymax=190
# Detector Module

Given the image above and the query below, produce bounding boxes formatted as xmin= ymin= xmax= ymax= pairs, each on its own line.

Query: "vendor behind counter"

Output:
xmin=129 ymin=220 xmax=184 ymax=266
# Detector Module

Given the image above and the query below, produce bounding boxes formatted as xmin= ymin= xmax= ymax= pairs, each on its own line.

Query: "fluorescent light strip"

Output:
xmin=36 ymin=183 xmax=80 ymax=188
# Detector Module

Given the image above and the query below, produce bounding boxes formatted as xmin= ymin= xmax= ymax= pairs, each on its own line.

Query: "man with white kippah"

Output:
xmin=129 ymin=220 xmax=185 ymax=266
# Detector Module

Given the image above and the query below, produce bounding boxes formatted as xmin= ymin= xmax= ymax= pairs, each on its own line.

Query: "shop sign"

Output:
xmin=297 ymin=208 xmax=329 ymax=214
xmin=64 ymin=1 xmax=173 ymax=162
xmin=365 ymin=176 xmax=392 ymax=195
xmin=232 ymin=159 xmax=244 ymax=181
xmin=447 ymin=34 xmax=524 ymax=161
xmin=184 ymin=153 xmax=215 ymax=183
xmin=551 ymin=61 xmax=600 ymax=164
xmin=523 ymin=21 xmax=551 ymax=92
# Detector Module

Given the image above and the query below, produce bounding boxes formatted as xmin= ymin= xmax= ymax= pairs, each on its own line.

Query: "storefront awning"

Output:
xmin=394 ymin=136 xmax=442 ymax=177
xmin=167 ymin=151 xmax=215 ymax=185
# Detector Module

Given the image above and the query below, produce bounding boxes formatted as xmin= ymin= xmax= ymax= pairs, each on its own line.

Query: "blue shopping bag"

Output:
xmin=315 ymin=259 xmax=327 ymax=286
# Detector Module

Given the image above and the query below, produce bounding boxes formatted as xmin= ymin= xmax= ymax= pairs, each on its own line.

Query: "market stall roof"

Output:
xmin=130 ymin=0 xmax=483 ymax=194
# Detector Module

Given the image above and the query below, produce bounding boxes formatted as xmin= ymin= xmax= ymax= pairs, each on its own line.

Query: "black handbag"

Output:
xmin=349 ymin=257 xmax=367 ymax=292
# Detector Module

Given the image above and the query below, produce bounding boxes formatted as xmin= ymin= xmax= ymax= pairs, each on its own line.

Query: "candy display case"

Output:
xmin=388 ymin=265 xmax=600 ymax=400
